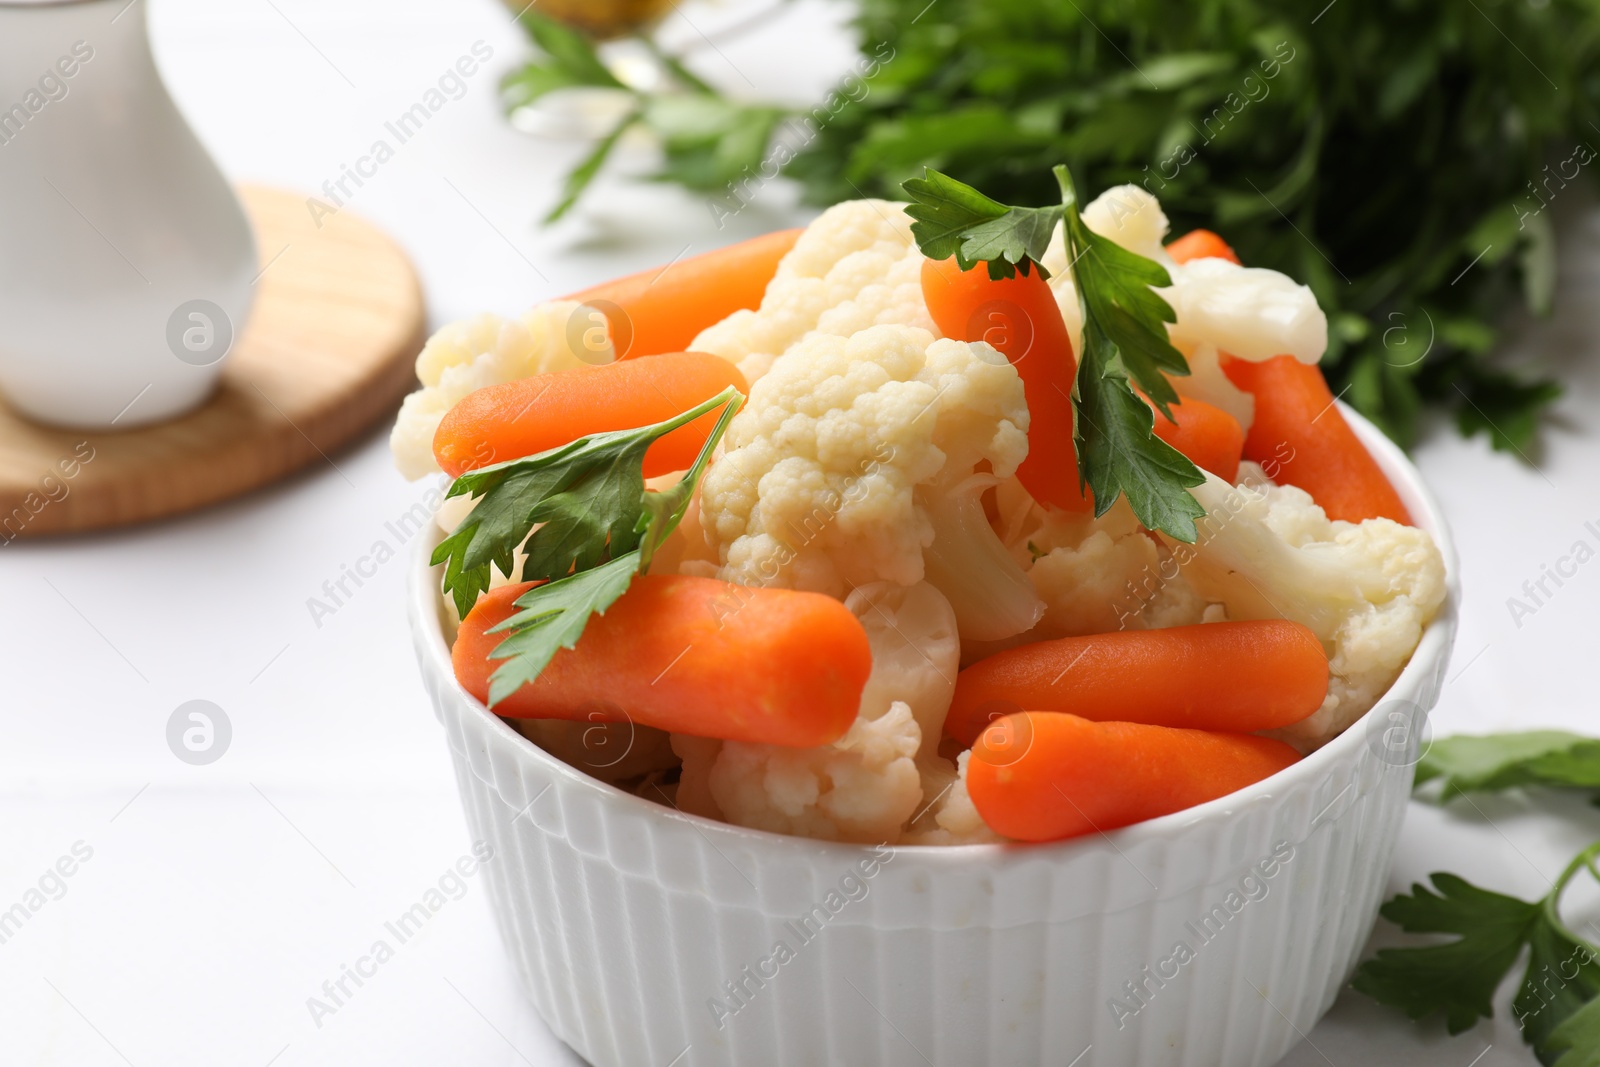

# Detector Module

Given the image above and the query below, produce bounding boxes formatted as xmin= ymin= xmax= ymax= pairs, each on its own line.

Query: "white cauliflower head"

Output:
xmin=846 ymin=581 xmax=960 ymax=761
xmin=1173 ymin=469 xmax=1447 ymax=749
xmin=690 ymin=200 xmax=936 ymax=382
xmin=698 ymin=323 xmax=1041 ymax=639
xmin=903 ymin=750 xmax=1006 ymax=846
xmin=390 ymin=301 xmax=607 ymax=480
xmin=1080 ymin=183 xmax=1172 ymax=263
xmin=707 ymin=701 xmax=924 ymax=844
xmin=956 ymin=479 xmax=1215 ymax=663
xmin=1163 ymin=258 xmax=1327 ymax=365
xmin=1022 ymin=499 xmax=1212 ymax=641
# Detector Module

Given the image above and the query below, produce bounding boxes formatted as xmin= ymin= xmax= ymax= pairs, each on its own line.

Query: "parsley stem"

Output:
xmin=1542 ymin=839 xmax=1600 ymax=950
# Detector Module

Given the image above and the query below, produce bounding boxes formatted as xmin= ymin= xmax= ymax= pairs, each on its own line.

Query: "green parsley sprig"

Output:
xmin=512 ymin=0 xmax=1595 ymax=453
xmin=432 ymin=386 xmax=742 ymax=705
xmin=1354 ymin=730 xmax=1600 ymax=1063
xmin=1353 ymin=844 xmax=1600 ymax=1064
xmin=902 ymin=164 xmax=1205 ymax=542
xmin=1416 ymin=731 xmax=1600 ymax=802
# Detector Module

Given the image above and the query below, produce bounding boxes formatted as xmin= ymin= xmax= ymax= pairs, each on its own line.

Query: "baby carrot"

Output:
xmin=1147 ymin=393 xmax=1245 ymax=482
xmin=967 ymin=712 xmax=1301 ymax=841
xmin=1222 ymin=354 xmax=1412 ymax=525
xmin=944 ymin=620 xmax=1328 ymax=747
xmin=1165 ymin=229 xmax=1241 ymax=266
xmin=1164 ymin=231 xmax=1408 ymax=524
xmin=454 ymin=575 xmax=872 ymax=747
xmin=433 ymin=351 xmax=747 ymax=478
xmin=921 ymin=256 xmax=1091 ymax=512
xmin=565 ymin=228 xmax=802 ymax=359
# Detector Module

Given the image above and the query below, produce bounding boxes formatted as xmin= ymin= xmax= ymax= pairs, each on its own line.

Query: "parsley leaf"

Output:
xmin=431 ymin=387 xmax=742 ymax=703
xmin=509 ymin=10 xmax=625 ymax=92
xmin=1351 ymin=873 xmax=1541 ymax=1034
xmin=1074 ymin=338 xmax=1207 ymax=542
xmin=1416 ymin=731 xmax=1600 ymax=801
xmin=432 ymin=387 xmax=741 ymax=618
xmin=482 ymin=551 xmax=642 ymax=706
xmin=1054 ymin=164 xmax=1205 ymax=540
xmin=900 ymin=165 xmax=1205 ymax=542
xmin=1053 ymin=165 xmax=1188 ymax=413
xmin=901 ymin=169 xmax=1008 ymax=262
xmin=1546 ymin=996 xmax=1600 ymax=1067
xmin=1516 ymin=889 xmax=1600 ymax=1057
xmin=902 ymin=169 xmax=1063 ymax=281
xmin=1354 ymin=840 xmax=1600 ymax=1065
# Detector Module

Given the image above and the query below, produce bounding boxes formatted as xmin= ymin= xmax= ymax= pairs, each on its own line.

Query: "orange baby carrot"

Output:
xmin=944 ymin=620 xmax=1328 ymax=747
xmin=1165 ymin=229 xmax=1241 ymax=266
xmin=1165 ymin=231 xmax=1408 ymax=524
xmin=454 ymin=575 xmax=872 ymax=747
xmin=1146 ymin=393 xmax=1245 ymax=482
xmin=921 ymin=256 xmax=1091 ymax=512
xmin=1222 ymin=355 xmax=1412 ymax=525
xmin=433 ymin=351 xmax=747 ymax=479
xmin=967 ymin=712 xmax=1300 ymax=841
xmin=565 ymin=228 xmax=802 ymax=359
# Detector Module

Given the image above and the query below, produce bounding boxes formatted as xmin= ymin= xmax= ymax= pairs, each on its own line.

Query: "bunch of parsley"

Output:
xmin=507 ymin=0 xmax=1600 ymax=452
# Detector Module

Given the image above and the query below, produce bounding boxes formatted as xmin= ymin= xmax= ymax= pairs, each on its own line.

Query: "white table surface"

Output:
xmin=2 ymin=2 xmax=1598 ymax=1064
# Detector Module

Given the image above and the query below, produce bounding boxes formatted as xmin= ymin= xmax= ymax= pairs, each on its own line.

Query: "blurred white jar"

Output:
xmin=0 ymin=0 xmax=255 ymax=429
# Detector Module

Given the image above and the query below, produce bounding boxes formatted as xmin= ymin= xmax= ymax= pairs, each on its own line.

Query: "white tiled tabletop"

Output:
xmin=2 ymin=2 xmax=1596 ymax=1064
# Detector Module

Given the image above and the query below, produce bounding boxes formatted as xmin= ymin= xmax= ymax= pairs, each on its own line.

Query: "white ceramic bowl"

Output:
xmin=408 ymin=406 xmax=1458 ymax=1067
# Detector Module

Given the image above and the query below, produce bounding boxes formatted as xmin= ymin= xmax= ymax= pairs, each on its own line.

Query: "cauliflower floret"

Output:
xmin=708 ymin=702 xmax=923 ymax=843
xmin=1174 ymin=473 xmax=1447 ymax=750
xmin=690 ymin=200 xmax=935 ymax=382
xmin=390 ymin=301 xmax=607 ymax=480
xmin=1080 ymin=184 xmax=1172 ymax=263
xmin=1164 ymin=258 xmax=1326 ymax=365
xmin=699 ymin=323 xmax=1041 ymax=639
xmin=847 ymin=582 xmax=960 ymax=759
xmin=904 ymin=751 xmax=1005 ymax=845
xmin=975 ymin=481 xmax=1214 ymax=656
xmin=1026 ymin=502 xmax=1178 ymax=637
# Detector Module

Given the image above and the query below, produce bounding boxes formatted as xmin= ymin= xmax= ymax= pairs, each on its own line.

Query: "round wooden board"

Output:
xmin=0 ymin=186 xmax=426 ymax=539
